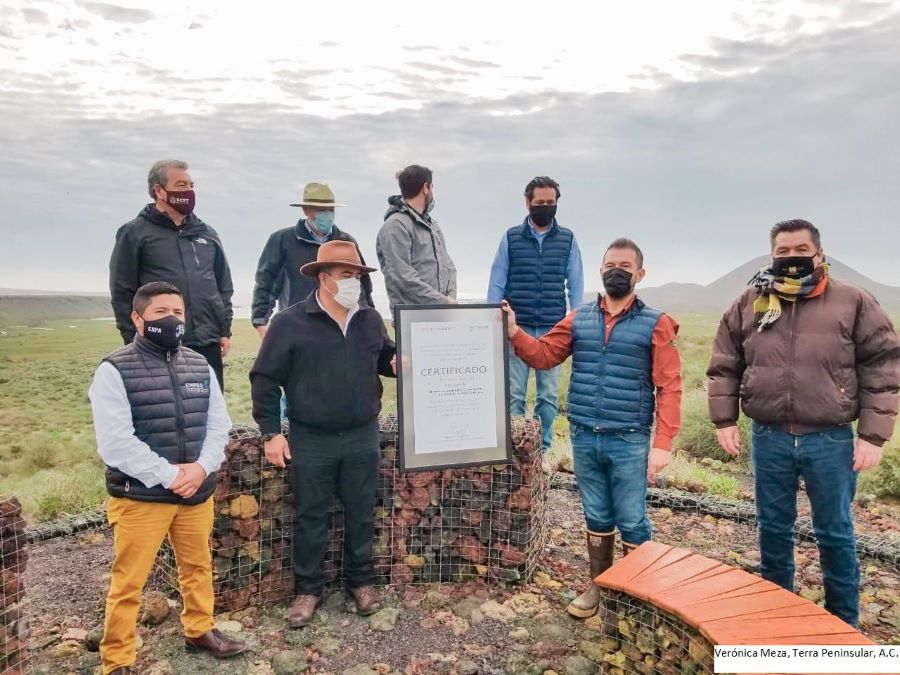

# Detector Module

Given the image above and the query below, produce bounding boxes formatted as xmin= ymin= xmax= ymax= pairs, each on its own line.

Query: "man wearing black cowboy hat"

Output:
xmin=250 ymin=240 xmax=397 ymax=627
xmin=251 ymin=182 xmax=374 ymax=338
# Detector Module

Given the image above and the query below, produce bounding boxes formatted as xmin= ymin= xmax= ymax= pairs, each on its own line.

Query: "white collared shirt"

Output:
xmin=88 ymin=362 xmax=231 ymax=489
xmin=316 ymin=291 xmax=359 ymax=336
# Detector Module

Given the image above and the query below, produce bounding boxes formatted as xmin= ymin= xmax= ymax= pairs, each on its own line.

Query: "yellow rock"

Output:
xmin=229 ymin=494 xmax=259 ymax=519
xmin=79 ymin=532 xmax=105 ymax=545
xmin=703 ymin=514 xmax=717 ymax=525
xmin=240 ymin=542 xmax=261 ymax=560
xmin=53 ymin=640 xmax=83 ymax=659
xmin=533 ymin=571 xmax=562 ymax=591
xmin=583 ymin=614 xmax=605 ymax=633
xmin=475 ymin=564 xmax=489 ymax=575
xmin=403 ymin=555 xmax=426 ymax=568
xmin=602 ymin=651 xmax=627 ymax=668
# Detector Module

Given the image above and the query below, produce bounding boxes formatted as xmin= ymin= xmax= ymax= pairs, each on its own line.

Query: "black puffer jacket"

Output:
xmin=109 ymin=205 xmax=234 ymax=346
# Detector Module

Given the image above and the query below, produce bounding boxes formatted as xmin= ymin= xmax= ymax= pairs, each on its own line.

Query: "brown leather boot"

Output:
xmin=287 ymin=593 xmax=323 ymax=628
xmin=622 ymin=541 xmax=639 ymax=557
xmin=566 ymin=529 xmax=616 ymax=619
xmin=184 ymin=628 xmax=246 ymax=658
xmin=347 ymin=585 xmax=381 ymax=616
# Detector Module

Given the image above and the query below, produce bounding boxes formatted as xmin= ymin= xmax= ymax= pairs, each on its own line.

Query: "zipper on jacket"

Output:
xmin=786 ymin=302 xmax=798 ymax=435
xmin=190 ymin=240 xmax=200 ymax=268
xmin=166 ymin=350 xmax=188 ymax=464
xmin=536 ymin=237 xmax=543 ymax=320
xmin=176 ymin=231 xmax=195 ymax=339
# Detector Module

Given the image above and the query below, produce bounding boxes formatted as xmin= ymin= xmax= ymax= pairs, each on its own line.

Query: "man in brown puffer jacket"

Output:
xmin=706 ymin=219 xmax=899 ymax=628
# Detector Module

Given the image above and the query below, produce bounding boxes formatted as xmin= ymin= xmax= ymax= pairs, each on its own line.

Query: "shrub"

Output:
xmin=661 ymin=454 xmax=739 ymax=499
xmin=35 ymin=464 xmax=107 ymax=521
xmin=858 ymin=446 xmax=900 ymax=499
xmin=676 ymin=389 xmax=750 ymax=466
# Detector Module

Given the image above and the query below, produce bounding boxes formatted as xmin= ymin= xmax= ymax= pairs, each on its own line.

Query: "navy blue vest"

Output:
xmin=103 ymin=336 xmax=216 ymax=504
xmin=567 ymin=298 xmax=662 ymax=431
xmin=504 ymin=219 xmax=574 ymax=327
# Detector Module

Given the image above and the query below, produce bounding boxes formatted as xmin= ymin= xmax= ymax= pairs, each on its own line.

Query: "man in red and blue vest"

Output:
xmin=502 ymin=238 xmax=682 ymax=620
xmin=488 ymin=176 xmax=584 ymax=462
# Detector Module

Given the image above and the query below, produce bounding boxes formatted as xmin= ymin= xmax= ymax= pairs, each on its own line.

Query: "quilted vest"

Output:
xmin=103 ymin=335 xmax=215 ymax=504
xmin=567 ymin=298 xmax=662 ymax=431
xmin=504 ymin=219 xmax=574 ymax=326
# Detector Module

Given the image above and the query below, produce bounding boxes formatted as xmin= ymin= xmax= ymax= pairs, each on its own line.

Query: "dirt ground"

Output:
xmin=22 ymin=487 xmax=900 ymax=675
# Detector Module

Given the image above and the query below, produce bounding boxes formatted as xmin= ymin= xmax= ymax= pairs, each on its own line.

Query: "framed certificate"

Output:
xmin=394 ymin=303 xmax=512 ymax=472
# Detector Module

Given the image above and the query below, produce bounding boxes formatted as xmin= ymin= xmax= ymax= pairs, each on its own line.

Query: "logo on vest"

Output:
xmin=185 ymin=379 xmax=210 ymax=394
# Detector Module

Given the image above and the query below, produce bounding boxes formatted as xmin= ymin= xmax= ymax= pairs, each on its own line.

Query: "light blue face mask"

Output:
xmin=313 ymin=210 xmax=335 ymax=234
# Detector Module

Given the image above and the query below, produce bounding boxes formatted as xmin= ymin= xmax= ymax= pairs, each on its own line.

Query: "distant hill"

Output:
xmin=0 ymin=294 xmax=112 ymax=325
xmin=586 ymin=257 xmax=900 ymax=314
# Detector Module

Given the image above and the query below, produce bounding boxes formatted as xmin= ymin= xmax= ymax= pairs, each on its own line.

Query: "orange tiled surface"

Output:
xmin=595 ymin=541 xmax=879 ymax=675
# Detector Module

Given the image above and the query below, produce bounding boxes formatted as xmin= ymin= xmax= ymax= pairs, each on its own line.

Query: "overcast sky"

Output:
xmin=2 ymin=0 xmax=898 ymax=310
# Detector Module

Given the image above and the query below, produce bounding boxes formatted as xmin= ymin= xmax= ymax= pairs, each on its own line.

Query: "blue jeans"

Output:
xmin=750 ymin=422 xmax=860 ymax=627
xmin=570 ymin=424 xmax=652 ymax=543
xmin=509 ymin=325 xmax=561 ymax=450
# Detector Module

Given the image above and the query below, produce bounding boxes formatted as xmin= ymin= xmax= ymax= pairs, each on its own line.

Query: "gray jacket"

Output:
xmin=376 ymin=196 xmax=457 ymax=314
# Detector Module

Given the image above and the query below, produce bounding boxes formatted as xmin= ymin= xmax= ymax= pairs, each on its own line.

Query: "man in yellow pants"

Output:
xmin=89 ymin=282 xmax=245 ymax=674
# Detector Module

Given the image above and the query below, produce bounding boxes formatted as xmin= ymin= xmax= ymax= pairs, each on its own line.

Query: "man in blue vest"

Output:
xmin=89 ymin=282 xmax=245 ymax=674
xmin=487 ymin=176 xmax=584 ymax=463
xmin=502 ymin=238 xmax=682 ymax=619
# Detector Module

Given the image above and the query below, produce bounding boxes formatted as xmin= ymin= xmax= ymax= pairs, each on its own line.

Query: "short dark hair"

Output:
xmin=769 ymin=219 xmax=821 ymax=249
xmin=133 ymin=281 xmax=182 ymax=314
xmin=605 ymin=238 xmax=644 ymax=268
xmin=396 ymin=165 xmax=433 ymax=199
xmin=524 ymin=176 xmax=560 ymax=201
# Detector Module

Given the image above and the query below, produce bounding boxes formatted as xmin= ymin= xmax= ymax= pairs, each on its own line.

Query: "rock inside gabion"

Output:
xmin=154 ymin=414 xmax=547 ymax=611
xmin=596 ymin=589 xmax=715 ymax=675
xmin=0 ymin=496 xmax=29 ymax=674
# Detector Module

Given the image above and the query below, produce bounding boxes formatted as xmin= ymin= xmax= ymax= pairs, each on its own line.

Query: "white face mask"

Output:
xmin=327 ymin=276 xmax=361 ymax=309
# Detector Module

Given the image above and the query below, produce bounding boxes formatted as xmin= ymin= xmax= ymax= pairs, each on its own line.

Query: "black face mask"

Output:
xmin=529 ymin=204 xmax=557 ymax=229
xmin=142 ymin=315 xmax=185 ymax=351
xmin=772 ymin=255 xmax=816 ymax=279
xmin=602 ymin=267 xmax=634 ymax=299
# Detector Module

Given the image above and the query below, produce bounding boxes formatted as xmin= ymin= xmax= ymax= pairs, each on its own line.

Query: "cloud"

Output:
xmin=0 ymin=7 xmax=899 ymax=296
xmin=21 ymin=8 xmax=49 ymax=24
xmin=406 ymin=61 xmax=469 ymax=76
xmin=447 ymin=56 xmax=500 ymax=69
xmin=75 ymin=1 xmax=154 ymax=23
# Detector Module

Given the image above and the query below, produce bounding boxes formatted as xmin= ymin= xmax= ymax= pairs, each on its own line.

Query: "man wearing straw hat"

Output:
xmin=250 ymin=240 xmax=397 ymax=628
xmin=251 ymin=182 xmax=374 ymax=338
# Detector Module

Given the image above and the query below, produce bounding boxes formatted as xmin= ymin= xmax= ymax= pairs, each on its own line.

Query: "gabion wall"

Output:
xmin=1 ymin=497 xmax=29 ymax=674
xmin=597 ymin=588 xmax=717 ymax=675
xmin=154 ymin=414 xmax=548 ymax=611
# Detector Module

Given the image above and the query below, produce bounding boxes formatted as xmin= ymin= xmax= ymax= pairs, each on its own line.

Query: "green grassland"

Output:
xmin=1 ymin=312 xmax=897 ymax=521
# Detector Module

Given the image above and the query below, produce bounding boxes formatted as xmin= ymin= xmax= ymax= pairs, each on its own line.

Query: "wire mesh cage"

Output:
xmin=153 ymin=414 xmax=548 ymax=611
xmin=1 ymin=497 xmax=30 ymax=675
xmin=596 ymin=588 xmax=718 ymax=675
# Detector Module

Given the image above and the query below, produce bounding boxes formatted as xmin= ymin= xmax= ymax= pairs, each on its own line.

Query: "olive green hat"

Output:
xmin=290 ymin=182 xmax=346 ymax=208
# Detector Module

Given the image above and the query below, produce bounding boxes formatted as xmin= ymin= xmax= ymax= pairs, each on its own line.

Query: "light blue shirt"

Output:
xmin=487 ymin=220 xmax=585 ymax=312
xmin=305 ymin=220 xmax=330 ymax=244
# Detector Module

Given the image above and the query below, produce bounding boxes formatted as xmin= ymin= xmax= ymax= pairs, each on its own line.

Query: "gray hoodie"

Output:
xmin=376 ymin=195 xmax=457 ymax=314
